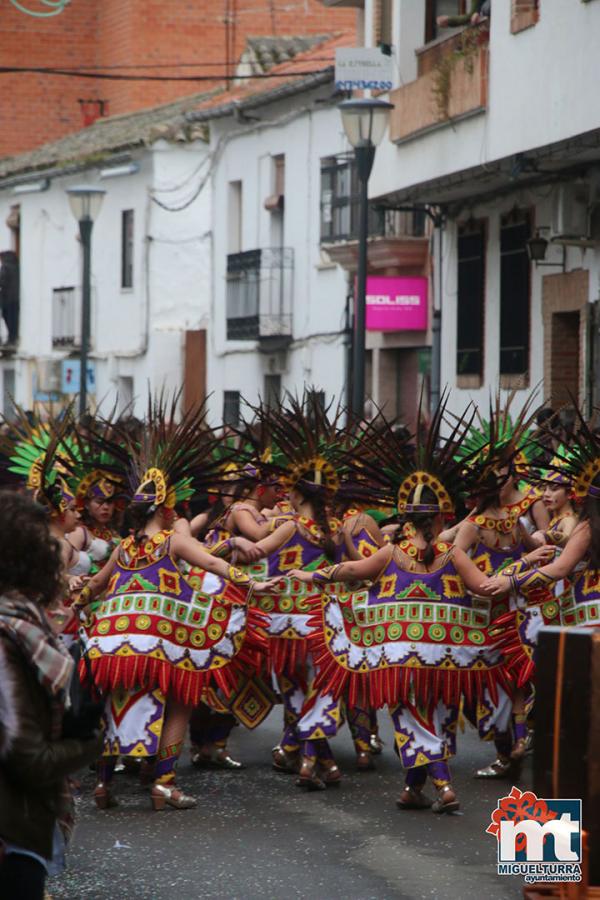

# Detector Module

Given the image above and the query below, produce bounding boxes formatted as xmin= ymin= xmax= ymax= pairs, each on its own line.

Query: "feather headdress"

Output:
xmin=91 ymin=392 xmax=239 ymax=511
xmin=338 ymin=391 xmax=487 ymax=517
xmin=452 ymin=389 xmax=543 ymax=490
xmin=0 ymin=403 xmax=79 ymax=513
xmin=529 ymin=404 xmax=600 ymax=500
xmin=241 ymin=391 xmax=345 ymax=497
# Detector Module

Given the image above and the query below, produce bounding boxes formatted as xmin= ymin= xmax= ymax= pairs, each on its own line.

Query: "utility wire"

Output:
xmin=31 ymin=58 xmax=335 ymax=71
xmin=0 ymin=66 xmax=332 ymax=82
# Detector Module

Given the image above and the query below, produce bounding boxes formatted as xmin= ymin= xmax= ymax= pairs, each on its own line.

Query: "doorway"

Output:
xmin=551 ymin=311 xmax=580 ymax=406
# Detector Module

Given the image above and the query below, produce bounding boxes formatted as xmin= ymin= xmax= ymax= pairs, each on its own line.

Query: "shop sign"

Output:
xmin=365 ymin=276 xmax=428 ymax=331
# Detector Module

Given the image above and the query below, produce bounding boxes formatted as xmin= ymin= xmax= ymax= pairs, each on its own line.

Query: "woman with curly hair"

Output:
xmin=0 ymin=491 xmax=102 ymax=900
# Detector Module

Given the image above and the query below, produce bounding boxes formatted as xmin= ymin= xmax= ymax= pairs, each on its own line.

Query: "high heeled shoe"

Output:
xmin=431 ymin=784 xmax=460 ymax=814
xmin=93 ymin=782 xmax=118 ymax=810
xmin=150 ymin=783 xmax=197 ymax=810
xmin=370 ymin=733 xmax=384 ymax=755
xmin=319 ymin=758 xmax=342 ymax=785
xmin=272 ymin=745 xmax=300 ymax=774
xmin=356 ymin=750 xmax=375 ymax=772
xmin=475 ymin=757 xmax=522 ymax=779
xmin=296 ymin=758 xmax=326 ymax=791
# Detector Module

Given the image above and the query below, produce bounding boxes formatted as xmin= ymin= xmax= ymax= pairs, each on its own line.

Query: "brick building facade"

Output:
xmin=0 ymin=0 xmax=355 ymax=158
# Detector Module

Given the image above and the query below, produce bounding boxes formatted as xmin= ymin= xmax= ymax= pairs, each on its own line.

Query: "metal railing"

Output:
xmin=226 ymin=247 xmax=293 ymax=341
xmin=320 ymin=157 xmax=426 ymax=243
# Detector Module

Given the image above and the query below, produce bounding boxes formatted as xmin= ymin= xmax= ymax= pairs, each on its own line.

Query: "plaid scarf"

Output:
xmin=0 ymin=592 xmax=76 ymax=842
xmin=0 ymin=593 xmax=73 ymax=706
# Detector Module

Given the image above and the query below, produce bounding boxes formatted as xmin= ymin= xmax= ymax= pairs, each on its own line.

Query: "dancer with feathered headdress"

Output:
xmin=289 ymin=394 xmax=509 ymax=813
xmin=75 ymin=395 xmax=274 ymax=811
xmin=487 ymin=403 xmax=600 ymax=661
xmin=0 ymin=404 xmax=95 ymax=626
xmin=67 ymin=412 xmax=129 ymax=580
xmin=450 ymin=391 xmax=554 ymax=778
xmin=230 ymin=391 xmax=349 ymax=787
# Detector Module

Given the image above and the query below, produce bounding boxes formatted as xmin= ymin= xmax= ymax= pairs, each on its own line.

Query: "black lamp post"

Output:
xmin=66 ymin=185 xmax=105 ymax=418
xmin=339 ymin=98 xmax=394 ymax=420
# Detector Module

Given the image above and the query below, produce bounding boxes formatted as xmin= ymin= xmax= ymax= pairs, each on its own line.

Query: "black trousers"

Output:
xmin=0 ymin=852 xmax=46 ymax=900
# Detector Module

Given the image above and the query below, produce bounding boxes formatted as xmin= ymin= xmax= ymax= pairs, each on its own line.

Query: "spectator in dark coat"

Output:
xmin=0 ymin=492 xmax=102 ymax=900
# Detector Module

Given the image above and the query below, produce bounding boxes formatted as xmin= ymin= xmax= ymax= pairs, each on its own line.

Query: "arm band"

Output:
xmin=227 ymin=565 xmax=251 ymax=585
xmin=312 ymin=564 xmax=343 ymax=585
xmin=209 ymin=537 xmax=235 ymax=558
xmin=72 ymin=584 xmax=93 ymax=608
xmin=512 ymin=568 xmax=556 ymax=592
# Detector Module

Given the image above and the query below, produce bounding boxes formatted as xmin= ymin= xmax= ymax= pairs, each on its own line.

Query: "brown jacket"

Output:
xmin=0 ymin=636 xmax=102 ymax=860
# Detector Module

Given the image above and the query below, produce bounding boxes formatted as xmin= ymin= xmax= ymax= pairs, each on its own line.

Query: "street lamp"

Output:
xmin=66 ymin=185 xmax=105 ymax=417
xmin=339 ymin=98 xmax=394 ymax=420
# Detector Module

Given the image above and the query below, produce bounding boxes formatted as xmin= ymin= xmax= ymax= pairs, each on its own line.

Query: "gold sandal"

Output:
xmin=150 ymin=783 xmax=197 ymax=810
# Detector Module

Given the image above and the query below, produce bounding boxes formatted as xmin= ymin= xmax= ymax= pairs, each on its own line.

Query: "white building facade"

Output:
xmin=0 ymin=101 xmax=212 ymax=417
xmin=193 ymin=77 xmax=353 ymax=426
xmin=337 ymin=0 xmax=600 ymax=419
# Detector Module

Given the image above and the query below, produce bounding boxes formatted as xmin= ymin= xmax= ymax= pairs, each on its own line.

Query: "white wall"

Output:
xmin=371 ymin=0 xmax=600 ymax=200
xmin=206 ymin=94 xmax=351 ymax=425
xmin=439 ymin=188 xmax=600 ymax=421
xmin=0 ymin=138 xmax=211 ymax=417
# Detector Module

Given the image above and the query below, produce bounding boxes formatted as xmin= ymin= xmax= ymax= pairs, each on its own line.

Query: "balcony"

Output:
xmin=322 ymin=206 xmax=429 ymax=272
xmin=389 ymin=27 xmax=489 ymax=144
xmin=226 ymin=247 xmax=293 ymax=350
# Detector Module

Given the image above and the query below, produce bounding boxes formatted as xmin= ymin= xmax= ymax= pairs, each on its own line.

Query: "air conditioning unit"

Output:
xmin=551 ymin=183 xmax=590 ymax=243
xmin=36 ymin=360 xmax=62 ymax=393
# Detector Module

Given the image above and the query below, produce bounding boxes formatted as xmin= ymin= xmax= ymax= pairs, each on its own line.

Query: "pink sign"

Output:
xmin=365 ymin=276 xmax=428 ymax=331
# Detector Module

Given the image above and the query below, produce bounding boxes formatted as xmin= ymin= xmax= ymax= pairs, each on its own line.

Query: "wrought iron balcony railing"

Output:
xmin=226 ymin=247 xmax=293 ymax=344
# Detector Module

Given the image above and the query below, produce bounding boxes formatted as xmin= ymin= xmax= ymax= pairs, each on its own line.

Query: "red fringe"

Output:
xmin=488 ymin=609 xmax=533 ymax=689
xmin=307 ymin=599 xmax=514 ymax=709
xmin=268 ymin=636 xmax=309 ymax=678
xmin=83 ymin=604 xmax=270 ymax=706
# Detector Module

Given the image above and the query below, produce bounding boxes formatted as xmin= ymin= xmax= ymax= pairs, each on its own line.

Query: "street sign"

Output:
xmin=61 ymin=360 xmax=96 ymax=394
xmin=335 ymin=47 xmax=393 ymax=92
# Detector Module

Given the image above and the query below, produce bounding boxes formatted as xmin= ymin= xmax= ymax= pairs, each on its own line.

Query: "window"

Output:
xmin=425 ymin=0 xmax=466 ymax=42
xmin=511 ymin=0 xmax=539 ymax=35
xmin=117 ymin=376 xmax=134 ymax=415
xmin=52 ymin=286 xmax=78 ymax=347
xmin=228 ymin=181 xmax=243 ymax=254
xmin=375 ymin=0 xmax=393 ymax=53
xmin=264 ymin=374 xmax=281 ymax=408
xmin=320 ymin=157 xmax=419 ymax=243
xmin=456 ymin=219 xmax=486 ymax=378
xmin=265 ymin=155 xmax=285 ymax=245
xmin=500 ymin=210 xmax=531 ymax=377
xmin=223 ymin=390 xmax=241 ymax=427
xmin=121 ymin=210 xmax=134 ymax=288
xmin=321 ymin=157 xmax=356 ymax=242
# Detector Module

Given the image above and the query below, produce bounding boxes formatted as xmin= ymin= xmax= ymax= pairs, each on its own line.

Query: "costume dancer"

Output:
xmin=451 ymin=394 xmax=551 ymax=777
xmin=76 ymin=397 xmax=272 ymax=810
xmin=237 ymin=393 xmax=346 ymax=788
xmin=0 ymin=407 xmax=91 ymax=631
xmin=292 ymin=398 xmax=508 ymax=812
xmin=487 ymin=407 xmax=600 ymax=636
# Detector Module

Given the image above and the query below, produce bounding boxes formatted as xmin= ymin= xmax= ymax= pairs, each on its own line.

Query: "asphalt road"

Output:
xmin=48 ymin=712 xmax=526 ymax=900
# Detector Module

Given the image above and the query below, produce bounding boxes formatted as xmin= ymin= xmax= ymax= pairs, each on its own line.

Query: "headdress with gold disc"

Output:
xmin=0 ymin=403 xmax=79 ymax=513
xmin=240 ymin=390 xmax=345 ymax=499
xmin=338 ymin=391 xmax=486 ymax=519
xmin=98 ymin=392 xmax=240 ymax=512
xmin=530 ymin=406 xmax=600 ymax=502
